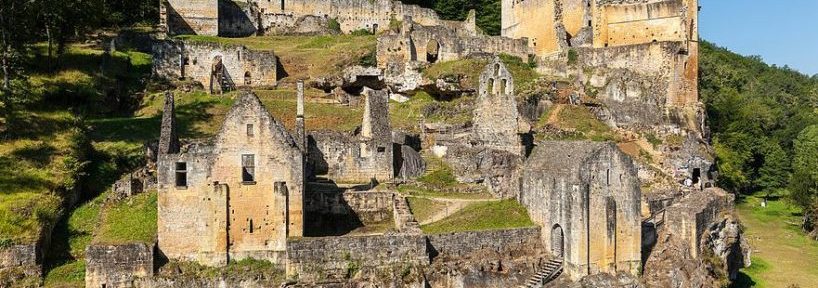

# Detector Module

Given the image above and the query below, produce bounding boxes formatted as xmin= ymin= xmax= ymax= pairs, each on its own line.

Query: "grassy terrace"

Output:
xmin=734 ymin=195 xmax=818 ymax=287
xmin=536 ymin=104 xmax=621 ymax=142
xmin=175 ymin=35 xmax=377 ymax=80
xmin=419 ymin=199 xmax=535 ymax=234
xmin=93 ymin=191 xmax=158 ymax=244
xmin=422 ymin=54 xmax=539 ymax=93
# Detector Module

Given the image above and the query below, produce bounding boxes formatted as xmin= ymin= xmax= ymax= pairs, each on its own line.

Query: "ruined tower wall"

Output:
xmin=165 ymin=0 xmax=220 ymax=36
xmin=502 ymin=0 xmax=560 ymax=55
xmin=472 ymin=58 xmax=522 ymax=156
xmin=153 ymin=40 xmax=277 ymax=91
xmin=521 ymin=142 xmax=641 ymax=280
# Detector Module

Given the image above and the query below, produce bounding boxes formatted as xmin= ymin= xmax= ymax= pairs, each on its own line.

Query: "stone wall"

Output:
xmin=0 ymin=244 xmax=38 ymax=270
xmin=427 ymin=227 xmax=542 ymax=259
xmin=164 ymin=0 xmax=219 ymax=36
xmin=664 ymin=187 xmax=734 ymax=258
xmin=472 ymin=57 xmax=524 ymax=156
xmin=152 ymin=40 xmax=277 ymax=93
xmin=307 ymin=89 xmax=394 ymax=183
xmin=521 ymin=141 xmax=642 ymax=280
xmin=304 ymin=190 xmax=394 ymax=223
xmin=85 ymin=243 xmax=154 ymax=288
xmin=377 ymin=17 xmax=532 ymax=70
xmin=156 ymin=92 xmax=303 ymax=267
xmin=285 ymin=234 xmax=428 ymax=280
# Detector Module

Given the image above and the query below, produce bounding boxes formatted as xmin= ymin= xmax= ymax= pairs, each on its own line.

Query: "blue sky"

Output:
xmin=700 ymin=0 xmax=818 ymax=76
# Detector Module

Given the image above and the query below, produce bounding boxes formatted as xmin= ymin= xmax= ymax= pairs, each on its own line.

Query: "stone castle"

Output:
xmin=76 ymin=0 xmax=752 ymax=287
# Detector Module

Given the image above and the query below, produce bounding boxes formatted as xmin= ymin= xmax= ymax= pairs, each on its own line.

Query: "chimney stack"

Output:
xmin=296 ymin=80 xmax=306 ymax=153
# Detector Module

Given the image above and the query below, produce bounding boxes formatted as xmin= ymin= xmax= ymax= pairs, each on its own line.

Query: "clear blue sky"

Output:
xmin=700 ymin=0 xmax=818 ymax=76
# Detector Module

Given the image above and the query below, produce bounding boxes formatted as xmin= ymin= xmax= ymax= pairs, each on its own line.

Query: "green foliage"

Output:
xmin=700 ymin=41 xmax=818 ymax=195
xmin=328 ymin=18 xmax=342 ymax=34
xmin=349 ymin=28 xmax=372 ymax=36
xmin=567 ymin=49 xmax=578 ymax=65
xmin=420 ymin=199 xmax=535 ymax=234
xmin=357 ymin=49 xmax=377 ymax=67
xmin=389 ymin=16 xmax=403 ymax=32
xmin=790 ymin=125 xmax=818 ymax=210
xmin=645 ymin=132 xmax=662 ymax=148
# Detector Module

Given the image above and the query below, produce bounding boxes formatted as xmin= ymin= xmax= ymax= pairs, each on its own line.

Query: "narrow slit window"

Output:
xmin=249 ymin=218 xmax=254 ymax=233
xmin=247 ymin=123 xmax=254 ymax=137
xmin=175 ymin=162 xmax=187 ymax=187
xmin=242 ymin=154 xmax=255 ymax=182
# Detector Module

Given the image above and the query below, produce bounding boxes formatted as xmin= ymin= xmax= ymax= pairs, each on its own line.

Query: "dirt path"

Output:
xmin=545 ymin=104 xmax=564 ymax=125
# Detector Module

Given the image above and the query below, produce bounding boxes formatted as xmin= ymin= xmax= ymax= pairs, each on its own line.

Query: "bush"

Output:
xmin=567 ymin=49 xmax=578 ymax=65
xmin=328 ymin=18 xmax=341 ymax=34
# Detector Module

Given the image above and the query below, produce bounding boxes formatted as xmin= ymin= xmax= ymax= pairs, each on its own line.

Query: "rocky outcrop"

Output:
xmin=701 ymin=214 xmax=751 ymax=281
xmin=443 ymin=145 xmax=523 ymax=198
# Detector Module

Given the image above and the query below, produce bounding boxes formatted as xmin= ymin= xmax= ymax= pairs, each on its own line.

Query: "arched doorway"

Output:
xmin=552 ymin=224 xmax=564 ymax=259
xmin=426 ymin=40 xmax=440 ymax=63
xmin=244 ymin=71 xmax=252 ymax=85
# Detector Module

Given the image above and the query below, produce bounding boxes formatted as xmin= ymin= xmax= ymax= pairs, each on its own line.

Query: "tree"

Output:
xmin=790 ymin=125 xmax=818 ymax=208
xmin=0 ymin=0 xmax=36 ymax=121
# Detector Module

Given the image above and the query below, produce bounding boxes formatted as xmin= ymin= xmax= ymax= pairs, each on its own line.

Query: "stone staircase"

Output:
xmin=520 ymin=258 xmax=563 ymax=288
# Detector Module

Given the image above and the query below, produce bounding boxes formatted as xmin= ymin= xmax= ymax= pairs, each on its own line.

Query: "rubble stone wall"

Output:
xmin=152 ymin=40 xmax=277 ymax=91
xmin=304 ymin=190 xmax=394 ymax=223
xmin=427 ymin=227 xmax=542 ymax=259
xmin=664 ymin=187 xmax=734 ymax=258
xmin=285 ymin=234 xmax=428 ymax=280
xmin=85 ymin=243 xmax=154 ymax=288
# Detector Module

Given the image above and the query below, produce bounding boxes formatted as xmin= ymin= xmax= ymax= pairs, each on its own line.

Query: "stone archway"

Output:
xmin=552 ymin=224 xmax=564 ymax=259
xmin=426 ymin=39 xmax=440 ymax=63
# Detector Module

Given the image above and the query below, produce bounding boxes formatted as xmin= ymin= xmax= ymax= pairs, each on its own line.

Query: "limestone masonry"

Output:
xmin=76 ymin=0 xmax=753 ymax=287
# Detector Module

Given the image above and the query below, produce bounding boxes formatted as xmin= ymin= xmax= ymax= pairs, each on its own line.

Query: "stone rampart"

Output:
xmin=285 ymin=234 xmax=428 ymax=280
xmin=426 ymin=227 xmax=542 ymax=259
xmin=663 ymin=187 xmax=734 ymax=258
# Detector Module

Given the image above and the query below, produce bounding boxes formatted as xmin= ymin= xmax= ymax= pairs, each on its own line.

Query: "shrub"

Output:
xmin=567 ymin=49 xmax=578 ymax=65
xmin=328 ymin=18 xmax=341 ymax=34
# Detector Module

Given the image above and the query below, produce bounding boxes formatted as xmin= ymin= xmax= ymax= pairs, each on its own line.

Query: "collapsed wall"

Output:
xmin=85 ymin=243 xmax=154 ymax=288
xmin=152 ymin=40 xmax=277 ymax=93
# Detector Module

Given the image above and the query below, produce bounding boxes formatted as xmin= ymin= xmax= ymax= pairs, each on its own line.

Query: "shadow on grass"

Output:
xmin=1 ymin=112 xmax=75 ymax=142
xmin=0 ymin=156 xmax=53 ymax=195
xmin=730 ymin=271 xmax=757 ymax=288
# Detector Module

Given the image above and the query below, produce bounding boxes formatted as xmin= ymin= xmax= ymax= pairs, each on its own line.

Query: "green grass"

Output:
xmin=537 ymin=105 xmax=620 ymax=142
xmin=389 ymin=91 xmax=472 ymax=132
xmin=421 ymin=55 xmax=540 ymax=93
xmin=735 ymin=195 xmax=818 ymax=287
xmin=420 ymin=199 xmax=535 ymax=234
xmin=406 ymin=197 xmax=448 ymax=223
xmin=42 ymin=192 xmax=106 ymax=288
xmin=175 ymin=35 xmax=377 ymax=80
xmin=94 ymin=191 xmax=157 ymax=244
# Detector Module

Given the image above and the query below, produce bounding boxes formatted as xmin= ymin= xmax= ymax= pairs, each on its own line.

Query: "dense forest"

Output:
xmin=700 ymin=41 xmax=818 ymax=234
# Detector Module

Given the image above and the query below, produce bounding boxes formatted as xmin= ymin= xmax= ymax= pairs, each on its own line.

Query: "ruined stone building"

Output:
xmin=520 ymin=141 xmax=641 ymax=280
xmin=160 ymin=0 xmax=446 ymax=36
xmin=153 ymin=40 xmax=277 ymax=93
xmin=156 ymin=91 xmax=304 ymax=266
xmin=472 ymin=57 xmax=526 ymax=156
xmin=307 ymin=88 xmax=397 ymax=183
xmin=376 ymin=12 xmax=531 ymax=71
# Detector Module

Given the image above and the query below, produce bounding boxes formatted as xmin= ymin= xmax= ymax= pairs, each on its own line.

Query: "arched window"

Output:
xmin=426 ymin=40 xmax=440 ymax=63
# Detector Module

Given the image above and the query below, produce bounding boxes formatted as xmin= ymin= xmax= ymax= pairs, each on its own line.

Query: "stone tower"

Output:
xmin=472 ymin=57 xmax=523 ymax=156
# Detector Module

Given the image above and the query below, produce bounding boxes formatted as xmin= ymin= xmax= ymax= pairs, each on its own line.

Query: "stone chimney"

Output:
xmin=158 ymin=91 xmax=179 ymax=155
xmin=361 ymin=88 xmax=390 ymax=140
xmin=295 ymin=80 xmax=306 ymax=153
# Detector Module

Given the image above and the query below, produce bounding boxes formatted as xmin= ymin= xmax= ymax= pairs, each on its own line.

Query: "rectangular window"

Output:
xmin=175 ymin=162 xmax=187 ymax=187
xmin=377 ymin=146 xmax=386 ymax=153
xmin=247 ymin=123 xmax=254 ymax=137
xmin=242 ymin=154 xmax=255 ymax=183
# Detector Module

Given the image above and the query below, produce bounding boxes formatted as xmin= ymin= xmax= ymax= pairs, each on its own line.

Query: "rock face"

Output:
xmin=642 ymin=188 xmax=751 ymax=287
xmin=701 ymin=215 xmax=751 ymax=281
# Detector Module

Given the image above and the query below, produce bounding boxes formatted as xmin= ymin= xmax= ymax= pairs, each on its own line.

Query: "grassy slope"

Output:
xmin=420 ymin=199 xmax=534 ymax=234
xmin=0 ymin=45 xmax=151 ymax=244
xmin=43 ymin=193 xmax=106 ymax=287
xmin=93 ymin=191 xmax=158 ymax=244
xmin=735 ymin=196 xmax=818 ymax=288
xmin=406 ymin=197 xmax=447 ymax=223
xmin=536 ymin=104 xmax=620 ymax=142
